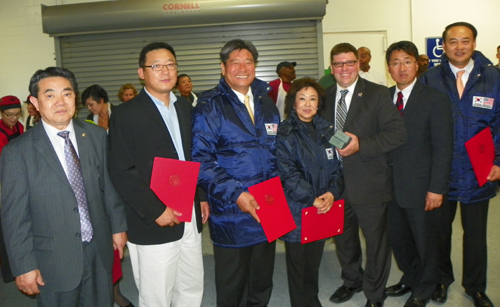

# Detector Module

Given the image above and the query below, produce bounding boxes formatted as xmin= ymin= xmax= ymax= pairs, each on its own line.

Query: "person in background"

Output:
xmin=25 ymin=95 xmax=41 ymax=130
xmin=419 ymin=21 xmax=500 ymax=307
xmin=384 ymin=40 xmax=453 ymax=307
xmin=417 ymin=54 xmax=430 ymax=77
xmin=0 ymin=95 xmax=24 ymax=155
xmin=495 ymin=45 xmax=500 ymax=68
xmin=192 ymin=39 xmax=280 ymax=307
xmin=81 ymin=84 xmax=113 ymax=131
xmin=318 ymin=66 xmax=336 ymax=90
xmin=117 ymin=83 xmax=138 ymax=103
xmin=277 ymin=77 xmax=344 ymax=307
xmin=176 ymin=74 xmax=198 ymax=107
xmin=358 ymin=46 xmax=387 ymax=86
xmin=269 ymin=61 xmax=297 ymax=119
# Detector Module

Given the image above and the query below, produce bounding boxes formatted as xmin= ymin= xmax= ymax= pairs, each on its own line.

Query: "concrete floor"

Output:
xmin=1 ymin=197 xmax=499 ymax=307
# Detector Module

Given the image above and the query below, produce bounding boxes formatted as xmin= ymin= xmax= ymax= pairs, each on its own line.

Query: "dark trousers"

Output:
xmin=285 ymin=241 xmax=325 ymax=307
xmin=333 ymin=200 xmax=391 ymax=303
xmin=387 ymin=199 xmax=440 ymax=299
xmin=437 ymin=199 xmax=489 ymax=292
xmin=37 ymin=240 xmax=113 ymax=307
xmin=213 ymin=241 xmax=276 ymax=307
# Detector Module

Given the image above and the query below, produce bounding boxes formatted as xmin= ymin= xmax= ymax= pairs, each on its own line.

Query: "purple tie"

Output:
xmin=57 ymin=131 xmax=93 ymax=242
xmin=396 ymin=91 xmax=404 ymax=115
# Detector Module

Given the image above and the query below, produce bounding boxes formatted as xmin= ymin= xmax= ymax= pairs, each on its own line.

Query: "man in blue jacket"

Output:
xmin=420 ymin=22 xmax=500 ymax=307
xmin=192 ymin=39 xmax=280 ymax=306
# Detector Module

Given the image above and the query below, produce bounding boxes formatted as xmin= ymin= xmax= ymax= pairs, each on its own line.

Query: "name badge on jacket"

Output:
xmin=265 ymin=123 xmax=278 ymax=135
xmin=326 ymin=148 xmax=334 ymax=160
xmin=472 ymin=96 xmax=494 ymax=109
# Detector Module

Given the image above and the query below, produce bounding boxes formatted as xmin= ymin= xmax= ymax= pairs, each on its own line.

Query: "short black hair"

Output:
xmin=139 ymin=42 xmax=177 ymax=67
xmin=442 ymin=22 xmax=477 ymax=41
xmin=81 ymin=84 xmax=109 ymax=106
xmin=176 ymin=74 xmax=191 ymax=86
xmin=283 ymin=77 xmax=325 ymax=120
xmin=330 ymin=43 xmax=358 ymax=64
xmin=220 ymin=39 xmax=259 ymax=65
xmin=29 ymin=67 xmax=78 ymax=98
xmin=385 ymin=41 xmax=419 ymax=65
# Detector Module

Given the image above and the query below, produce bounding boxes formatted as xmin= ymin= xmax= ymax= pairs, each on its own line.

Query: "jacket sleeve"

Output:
xmin=358 ymin=86 xmax=407 ymax=159
xmin=108 ymin=109 xmax=166 ymax=225
xmin=427 ymin=92 xmax=454 ymax=194
xmin=0 ymin=145 xmax=38 ymax=277
xmin=327 ymin=159 xmax=344 ymax=200
xmin=276 ymin=133 xmax=316 ymax=208
xmin=191 ymin=102 xmax=246 ymax=207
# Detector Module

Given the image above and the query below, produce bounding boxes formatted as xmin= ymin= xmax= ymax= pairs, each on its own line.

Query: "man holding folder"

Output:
xmin=419 ymin=22 xmax=500 ymax=307
xmin=109 ymin=42 xmax=209 ymax=307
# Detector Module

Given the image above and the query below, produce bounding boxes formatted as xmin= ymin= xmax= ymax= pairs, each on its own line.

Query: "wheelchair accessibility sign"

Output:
xmin=426 ymin=37 xmax=443 ymax=67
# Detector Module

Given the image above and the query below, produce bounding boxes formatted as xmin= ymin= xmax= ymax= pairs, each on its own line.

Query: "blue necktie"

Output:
xmin=57 ymin=131 xmax=93 ymax=242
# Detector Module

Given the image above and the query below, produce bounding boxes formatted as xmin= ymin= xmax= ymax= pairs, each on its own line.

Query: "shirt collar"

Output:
xmin=41 ymin=118 xmax=75 ymax=135
xmin=449 ymin=58 xmax=474 ymax=75
xmin=143 ymin=87 xmax=177 ymax=109
xmin=397 ymin=77 xmax=417 ymax=98
xmin=336 ymin=77 xmax=359 ymax=96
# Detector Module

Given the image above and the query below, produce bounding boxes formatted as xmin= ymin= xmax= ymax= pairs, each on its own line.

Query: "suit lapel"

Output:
xmin=344 ymin=78 xmax=366 ymax=129
xmin=402 ymin=81 xmax=423 ymax=117
xmin=73 ymin=120 xmax=95 ymax=182
xmin=33 ymin=123 xmax=73 ymax=189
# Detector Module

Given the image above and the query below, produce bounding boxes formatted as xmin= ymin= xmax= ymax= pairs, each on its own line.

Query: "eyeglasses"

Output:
xmin=389 ymin=60 xmax=417 ymax=68
xmin=332 ymin=60 xmax=358 ymax=68
xmin=2 ymin=112 xmax=22 ymax=119
xmin=142 ymin=63 xmax=178 ymax=71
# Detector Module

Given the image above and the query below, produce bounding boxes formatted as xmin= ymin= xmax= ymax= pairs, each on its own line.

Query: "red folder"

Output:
xmin=465 ymin=127 xmax=495 ymax=187
xmin=112 ymin=249 xmax=122 ymax=284
xmin=150 ymin=157 xmax=200 ymax=222
xmin=248 ymin=176 xmax=296 ymax=242
xmin=301 ymin=199 xmax=344 ymax=244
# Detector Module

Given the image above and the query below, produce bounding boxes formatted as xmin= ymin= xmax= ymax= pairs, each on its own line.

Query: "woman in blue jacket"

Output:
xmin=277 ymin=77 xmax=344 ymax=306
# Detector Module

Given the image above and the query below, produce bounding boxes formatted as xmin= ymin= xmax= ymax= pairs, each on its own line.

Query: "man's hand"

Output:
xmin=312 ymin=192 xmax=334 ymax=214
xmin=424 ymin=192 xmax=443 ymax=211
xmin=155 ymin=207 xmax=182 ymax=227
xmin=201 ymin=201 xmax=210 ymax=224
xmin=337 ymin=132 xmax=359 ymax=158
xmin=486 ymin=165 xmax=500 ymax=182
xmin=236 ymin=192 xmax=261 ymax=223
xmin=15 ymin=269 xmax=44 ymax=296
xmin=112 ymin=232 xmax=128 ymax=259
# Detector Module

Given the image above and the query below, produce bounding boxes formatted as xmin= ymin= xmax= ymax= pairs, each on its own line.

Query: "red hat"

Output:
xmin=0 ymin=95 xmax=22 ymax=111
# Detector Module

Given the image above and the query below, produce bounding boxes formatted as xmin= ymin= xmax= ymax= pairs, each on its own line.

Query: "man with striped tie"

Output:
xmin=323 ymin=42 xmax=406 ymax=307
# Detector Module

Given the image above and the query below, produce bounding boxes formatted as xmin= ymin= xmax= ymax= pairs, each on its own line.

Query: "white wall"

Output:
xmin=1 ymin=0 xmax=499 ymax=100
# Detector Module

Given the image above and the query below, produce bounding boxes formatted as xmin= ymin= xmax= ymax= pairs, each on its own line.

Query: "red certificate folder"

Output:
xmin=301 ymin=199 xmax=344 ymax=244
xmin=465 ymin=127 xmax=495 ymax=187
xmin=150 ymin=157 xmax=200 ymax=222
xmin=248 ymin=176 xmax=296 ymax=243
xmin=112 ymin=249 xmax=122 ymax=284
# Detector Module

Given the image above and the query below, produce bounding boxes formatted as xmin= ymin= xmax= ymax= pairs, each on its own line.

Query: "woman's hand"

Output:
xmin=312 ymin=192 xmax=334 ymax=214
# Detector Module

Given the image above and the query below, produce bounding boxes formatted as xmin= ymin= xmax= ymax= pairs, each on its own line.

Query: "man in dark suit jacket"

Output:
xmin=0 ymin=67 xmax=127 ymax=307
xmin=323 ymin=43 xmax=406 ymax=307
xmin=108 ymin=42 xmax=209 ymax=307
xmin=384 ymin=41 xmax=454 ymax=307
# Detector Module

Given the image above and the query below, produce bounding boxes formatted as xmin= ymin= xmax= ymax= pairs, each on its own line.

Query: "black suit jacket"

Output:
xmin=323 ymin=78 xmax=407 ymax=204
xmin=388 ymin=82 xmax=454 ymax=208
xmin=108 ymin=89 xmax=203 ymax=245
xmin=0 ymin=120 xmax=127 ymax=291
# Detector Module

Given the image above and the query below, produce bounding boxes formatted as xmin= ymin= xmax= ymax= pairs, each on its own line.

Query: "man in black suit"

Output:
xmin=323 ymin=43 xmax=406 ymax=307
xmin=1 ymin=67 xmax=127 ymax=307
xmin=108 ymin=42 xmax=209 ymax=307
xmin=384 ymin=41 xmax=454 ymax=307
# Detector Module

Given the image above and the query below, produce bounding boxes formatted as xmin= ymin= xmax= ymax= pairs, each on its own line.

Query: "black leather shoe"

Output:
xmin=385 ymin=283 xmax=412 ymax=297
xmin=431 ymin=284 xmax=448 ymax=303
xmin=329 ymin=285 xmax=363 ymax=303
xmin=365 ymin=300 xmax=384 ymax=307
xmin=466 ymin=291 xmax=494 ymax=307
xmin=404 ymin=296 xmax=430 ymax=307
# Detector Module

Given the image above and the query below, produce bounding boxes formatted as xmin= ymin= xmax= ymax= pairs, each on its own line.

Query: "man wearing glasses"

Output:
xmin=323 ymin=43 xmax=406 ymax=307
xmin=108 ymin=42 xmax=209 ymax=307
xmin=0 ymin=95 xmax=24 ymax=155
